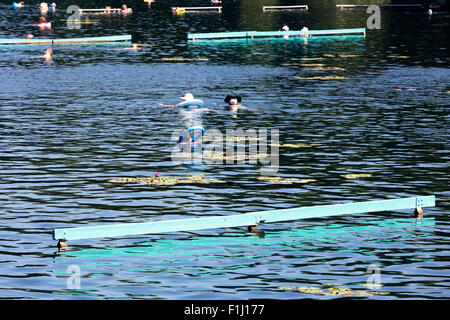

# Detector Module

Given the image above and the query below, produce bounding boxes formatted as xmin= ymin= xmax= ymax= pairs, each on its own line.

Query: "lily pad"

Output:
xmin=297 ymin=286 xmax=324 ymax=294
xmin=393 ymin=88 xmax=417 ymax=91
xmin=280 ymin=284 xmax=389 ymax=297
xmin=323 ymin=54 xmax=358 ymax=58
xmin=386 ymin=55 xmax=409 ymax=59
xmin=309 ymin=67 xmax=346 ymax=71
xmin=341 ymin=173 xmax=372 ymax=179
xmin=295 ymin=76 xmax=348 ymax=80
xmin=300 ymin=63 xmax=326 ymax=67
xmin=293 ymin=57 xmax=326 ymax=61
xmin=257 ymin=176 xmax=316 ymax=184
xmin=108 ymin=174 xmax=225 ymax=186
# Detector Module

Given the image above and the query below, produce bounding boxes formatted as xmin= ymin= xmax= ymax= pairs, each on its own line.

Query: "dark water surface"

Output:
xmin=0 ymin=1 xmax=449 ymax=299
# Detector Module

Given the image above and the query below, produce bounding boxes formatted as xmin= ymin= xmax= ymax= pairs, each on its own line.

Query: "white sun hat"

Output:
xmin=180 ymin=93 xmax=194 ymax=101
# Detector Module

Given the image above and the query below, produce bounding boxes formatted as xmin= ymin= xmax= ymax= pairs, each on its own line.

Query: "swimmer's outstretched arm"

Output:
xmin=106 ymin=45 xmax=141 ymax=51
xmin=158 ymin=103 xmax=177 ymax=108
xmin=29 ymin=55 xmax=50 ymax=59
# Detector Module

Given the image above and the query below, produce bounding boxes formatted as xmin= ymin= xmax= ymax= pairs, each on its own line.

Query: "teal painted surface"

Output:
xmin=188 ymin=28 xmax=365 ymax=40
xmin=53 ymin=196 xmax=435 ymax=241
xmin=0 ymin=35 xmax=132 ymax=45
xmin=0 ymin=39 xmax=52 ymax=45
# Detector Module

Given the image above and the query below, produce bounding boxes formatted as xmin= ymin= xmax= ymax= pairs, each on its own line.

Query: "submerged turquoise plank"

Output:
xmin=55 ymin=218 xmax=435 ymax=260
xmin=53 ymin=196 xmax=435 ymax=241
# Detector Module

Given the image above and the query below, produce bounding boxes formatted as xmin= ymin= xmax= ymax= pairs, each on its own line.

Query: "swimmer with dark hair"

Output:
xmin=224 ymin=95 xmax=244 ymax=109
xmin=224 ymin=95 xmax=246 ymax=118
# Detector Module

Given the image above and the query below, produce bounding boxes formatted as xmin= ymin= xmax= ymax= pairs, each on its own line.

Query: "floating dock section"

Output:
xmin=53 ymin=196 xmax=435 ymax=242
xmin=263 ymin=5 xmax=308 ymax=11
xmin=188 ymin=28 xmax=366 ymax=40
xmin=0 ymin=35 xmax=132 ymax=45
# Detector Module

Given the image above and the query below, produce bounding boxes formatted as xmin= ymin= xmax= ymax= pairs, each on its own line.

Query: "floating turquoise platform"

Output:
xmin=53 ymin=196 xmax=435 ymax=242
xmin=0 ymin=35 xmax=132 ymax=45
xmin=187 ymin=28 xmax=366 ymax=40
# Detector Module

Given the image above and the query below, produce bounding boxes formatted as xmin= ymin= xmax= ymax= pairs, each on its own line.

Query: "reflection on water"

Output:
xmin=0 ymin=1 xmax=449 ymax=299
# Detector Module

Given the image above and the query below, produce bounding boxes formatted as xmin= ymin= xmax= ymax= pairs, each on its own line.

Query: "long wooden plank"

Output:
xmin=53 ymin=196 xmax=435 ymax=241
xmin=188 ymin=28 xmax=365 ymax=40
xmin=0 ymin=35 xmax=132 ymax=45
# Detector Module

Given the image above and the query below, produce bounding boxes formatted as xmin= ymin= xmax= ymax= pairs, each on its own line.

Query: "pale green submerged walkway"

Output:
xmin=53 ymin=196 xmax=435 ymax=241
xmin=188 ymin=28 xmax=366 ymax=40
xmin=55 ymin=217 xmax=435 ymax=260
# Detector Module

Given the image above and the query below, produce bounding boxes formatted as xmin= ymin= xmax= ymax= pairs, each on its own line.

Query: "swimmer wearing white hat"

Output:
xmin=301 ymin=26 xmax=311 ymax=37
xmin=279 ymin=26 xmax=290 ymax=39
xmin=180 ymin=93 xmax=194 ymax=101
